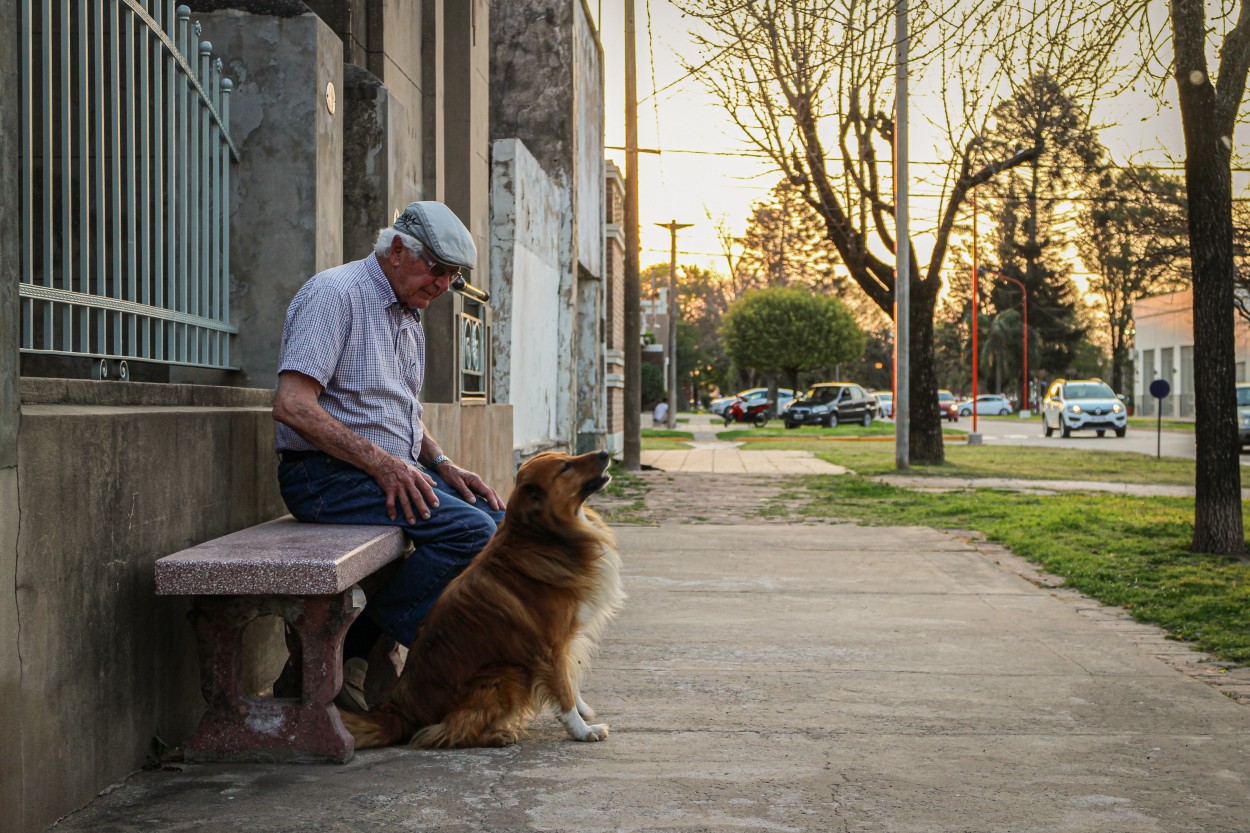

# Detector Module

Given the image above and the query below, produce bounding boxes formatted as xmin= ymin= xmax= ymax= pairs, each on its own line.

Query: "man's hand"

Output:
xmin=372 ymin=455 xmax=441 ymax=523
xmin=435 ymin=461 xmax=505 ymax=512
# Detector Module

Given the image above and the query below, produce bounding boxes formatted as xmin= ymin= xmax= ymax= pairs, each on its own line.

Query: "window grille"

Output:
xmin=19 ymin=1 xmax=239 ymax=370
xmin=459 ymin=296 xmax=490 ymax=402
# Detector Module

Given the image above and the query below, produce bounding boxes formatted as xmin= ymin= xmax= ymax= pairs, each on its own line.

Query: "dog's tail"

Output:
xmin=339 ymin=701 xmax=412 ymax=749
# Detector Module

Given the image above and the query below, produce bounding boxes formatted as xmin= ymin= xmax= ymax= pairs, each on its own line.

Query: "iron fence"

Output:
xmin=19 ymin=1 xmax=238 ymax=371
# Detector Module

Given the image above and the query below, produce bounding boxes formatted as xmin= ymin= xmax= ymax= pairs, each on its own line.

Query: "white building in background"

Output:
xmin=1132 ymin=289 xmax=1250 ymax=418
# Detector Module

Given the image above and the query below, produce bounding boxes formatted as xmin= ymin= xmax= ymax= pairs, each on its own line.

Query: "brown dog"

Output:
xmin=340 ymin=450 xmax=625 ymax=748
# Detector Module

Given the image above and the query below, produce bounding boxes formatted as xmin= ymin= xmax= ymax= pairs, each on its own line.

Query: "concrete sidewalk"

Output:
xmin=53 ymin=523 xmax=1250 ymax=832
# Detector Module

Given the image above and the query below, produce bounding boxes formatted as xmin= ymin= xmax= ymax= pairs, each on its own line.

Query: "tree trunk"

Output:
xmin=1176 ymin=75 xmax=1245 ymax=555
xmin=909 ymin=279 xmax=945 ymax=464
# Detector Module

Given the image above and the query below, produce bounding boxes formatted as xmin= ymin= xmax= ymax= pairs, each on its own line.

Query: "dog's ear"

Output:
xmin=515 ymin=482 xmax=545 ymax=525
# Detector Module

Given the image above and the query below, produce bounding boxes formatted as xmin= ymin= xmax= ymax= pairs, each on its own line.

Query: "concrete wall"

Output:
xmin=186 ymin=3 xmax=344 ymax=389
xmin=490 ymin=0 xmax=606 ymax=457
xmin=7 ymin=380 xmax=286 ymax=833
xmin=490 ymin=139 xmax=566 ymax=454
xmin=1 ymin=0 xmax=23 ymax=824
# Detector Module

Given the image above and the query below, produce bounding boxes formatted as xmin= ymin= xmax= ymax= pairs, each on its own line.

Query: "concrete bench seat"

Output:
xmin=156 ymin=516 xmax=408 ymax=764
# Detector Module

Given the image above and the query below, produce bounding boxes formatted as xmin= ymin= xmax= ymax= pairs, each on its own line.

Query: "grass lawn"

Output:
xmin=804 ymin=442 xmax=1199 ymax=487
xmin=720 ymin=423 xmax=898 ymax=440
xmin=642 ymin=428 xmax=695 ymax=439
xmin=796 ymin=475 xmax=1250 ymax=666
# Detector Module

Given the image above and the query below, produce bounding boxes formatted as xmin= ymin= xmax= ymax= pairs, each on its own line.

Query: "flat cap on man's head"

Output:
xmin=393 ymin=201 xmax=477 ymax=271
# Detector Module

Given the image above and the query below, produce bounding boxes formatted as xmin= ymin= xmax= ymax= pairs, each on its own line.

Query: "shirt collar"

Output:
xmin=364 ymin=254 xmax=400 ymax=308
xmin=364 ymin=254 xmax=422 ymax=322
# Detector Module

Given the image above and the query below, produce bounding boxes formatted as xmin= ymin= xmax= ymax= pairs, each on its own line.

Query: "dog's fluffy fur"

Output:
xmin=340 ymin=450 xmax=625 ymax=749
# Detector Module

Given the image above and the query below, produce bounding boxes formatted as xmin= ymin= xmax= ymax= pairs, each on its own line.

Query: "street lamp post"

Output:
xmin=979 ymin=268 xmax=1029 ymax=414
xmin=657 ymin=220 xmax=692 ymax=429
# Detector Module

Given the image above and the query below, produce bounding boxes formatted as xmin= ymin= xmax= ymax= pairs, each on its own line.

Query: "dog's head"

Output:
xmin=507 ymin=450 xmax=612 ymax=528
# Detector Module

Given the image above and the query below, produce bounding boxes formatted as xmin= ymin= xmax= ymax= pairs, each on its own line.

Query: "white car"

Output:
xmin=871 ymin=390 xmax=893 ymax=418
xmin=957 ymin=394 xmax=1013 ymax=416
xmin=1042 ymin=379 xmax=1127 ymax=438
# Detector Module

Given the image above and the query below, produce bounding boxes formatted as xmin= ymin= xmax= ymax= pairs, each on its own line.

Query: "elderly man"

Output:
xmin=272 ymin=201 xmax=505 ymax=712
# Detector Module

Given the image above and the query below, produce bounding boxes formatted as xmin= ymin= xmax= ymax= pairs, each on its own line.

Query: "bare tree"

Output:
xmin=677 ymin=0 xmax=1132 ymax=463
xmin=1169 ymin=0 xmax=1250 ymax=556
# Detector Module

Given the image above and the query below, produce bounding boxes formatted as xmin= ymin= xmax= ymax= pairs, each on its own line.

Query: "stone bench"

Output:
xmin=155 ymin=516 xmax=408 ymax=763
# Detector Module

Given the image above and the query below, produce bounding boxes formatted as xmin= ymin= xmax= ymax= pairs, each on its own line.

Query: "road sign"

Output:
xmin=1148 ymin=379 xmax=1170 ymax=458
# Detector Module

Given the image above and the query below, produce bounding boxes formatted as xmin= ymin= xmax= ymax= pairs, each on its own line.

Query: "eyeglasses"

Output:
xmin=418 ymin=249 xmax=464 ymax=281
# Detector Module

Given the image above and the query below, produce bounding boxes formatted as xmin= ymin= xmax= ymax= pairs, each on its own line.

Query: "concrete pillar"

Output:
xmin=1 ymin=0 xmax=23 ymax=826
xmin=304 ymin=0 xmax=370 ymax=66
xmin=362 ymin=0 xmax=424 ymax=209
xmin=342 ymin=64 xmax=392 ymax=259
xmin=424 ymin=0 xmax=490 ymax=404
xmin=575 ymin=268 xmax=604 ymax=453
xmin=419 ymin=0 xmax=444 ymax=202
xmin=187 ymin=4 xmax=344 ymax=388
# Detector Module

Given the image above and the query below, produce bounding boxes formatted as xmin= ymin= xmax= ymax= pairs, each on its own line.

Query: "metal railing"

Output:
xmin=19 ymin=1 xmax=238 ymax=371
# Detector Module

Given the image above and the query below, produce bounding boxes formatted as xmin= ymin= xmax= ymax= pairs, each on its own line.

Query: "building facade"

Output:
xmin=0 ymin=2 xmax=608 ymax=830
xmin=1132 ymin=288 xmax=1250 ymax=418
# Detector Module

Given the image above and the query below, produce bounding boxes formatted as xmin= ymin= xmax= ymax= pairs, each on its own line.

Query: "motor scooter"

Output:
xmin=723 ymin=395 xmax=772 ymax=428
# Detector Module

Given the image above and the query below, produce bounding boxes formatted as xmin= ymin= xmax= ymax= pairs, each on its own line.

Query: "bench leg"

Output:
xmin=183 ymin=588 xmax=364 ymax=764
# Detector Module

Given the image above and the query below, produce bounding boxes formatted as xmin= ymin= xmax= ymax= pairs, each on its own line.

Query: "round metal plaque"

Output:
xmin=325 ymin=81 xmax=336 ymax=115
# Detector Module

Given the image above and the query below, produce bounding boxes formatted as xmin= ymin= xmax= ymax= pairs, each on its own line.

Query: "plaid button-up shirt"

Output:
xmin=276 ymin=255 xmax=427 ymax=464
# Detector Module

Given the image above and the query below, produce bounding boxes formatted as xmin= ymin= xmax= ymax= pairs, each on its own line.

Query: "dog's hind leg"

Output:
xmin=412 ymin=667 xmax=533 ymax=749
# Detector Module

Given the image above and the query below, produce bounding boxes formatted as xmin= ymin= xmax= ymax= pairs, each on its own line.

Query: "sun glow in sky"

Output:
xmin=588 ymin=0 xmax=1212 ymax=295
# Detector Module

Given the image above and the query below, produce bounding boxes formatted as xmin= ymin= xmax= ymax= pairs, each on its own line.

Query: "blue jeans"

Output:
xmin=278 ymin=454 xmax=505 ymax=646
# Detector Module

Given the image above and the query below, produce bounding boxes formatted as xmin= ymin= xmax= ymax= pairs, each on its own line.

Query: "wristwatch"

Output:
xmin=429 ymin=454 xmax=451 ymax=468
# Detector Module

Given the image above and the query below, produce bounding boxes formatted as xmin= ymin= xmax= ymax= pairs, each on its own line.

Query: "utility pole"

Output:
xmin=893 ymin=0 xmax=910 ymax=471
xmin=657 ymin=220 xmax=692 ymax=429
xmin=622 ymin=0 xmax=642 ymax=470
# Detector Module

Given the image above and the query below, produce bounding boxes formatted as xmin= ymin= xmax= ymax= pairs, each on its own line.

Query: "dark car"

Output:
xmin=783 ymin=383 xmax=876 ymax=428
xmin=937 ymin=389 xmax=959 ymax=422
xmin=1237 ymin=384 xmax=1250 ymax=451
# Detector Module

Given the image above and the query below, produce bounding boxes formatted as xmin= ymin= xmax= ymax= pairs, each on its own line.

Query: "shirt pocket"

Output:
xmin=395 ymin=327 xmax=421 ymax=394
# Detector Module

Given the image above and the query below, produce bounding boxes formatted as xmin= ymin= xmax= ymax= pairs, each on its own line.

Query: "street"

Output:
xmin=957 ymin=415 xmax=1205 ymax=459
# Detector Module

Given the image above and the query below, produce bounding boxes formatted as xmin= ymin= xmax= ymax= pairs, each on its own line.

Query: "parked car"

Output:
xmin=957 ymin=394 xmax=1013 ymax=417
xmin=784 ymin=382 xmax=876 ymax=428
xmin=711 ymin=387 xmax=795 ymax=416
xmin=1041 ymin=378 xmax=1127 ymax=438
xmin=1238 ymin=383 xmax=1250 ymax=451
xmin=871 ymin=390 xmax=894 ymax=419
xmin=937 ymin=389 xmax=959 ymax=422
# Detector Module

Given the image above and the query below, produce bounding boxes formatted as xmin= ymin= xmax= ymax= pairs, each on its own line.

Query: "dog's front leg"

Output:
xmin=546 ymin=669 xmax=608 ymax=742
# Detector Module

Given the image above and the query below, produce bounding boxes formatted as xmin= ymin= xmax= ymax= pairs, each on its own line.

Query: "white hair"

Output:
xmin=375 ymin=227 xmax=424 ymax=257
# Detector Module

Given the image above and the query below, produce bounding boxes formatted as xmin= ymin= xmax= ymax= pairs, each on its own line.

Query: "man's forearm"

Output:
xmin=277 ymin=394 xmax=390 ymax=475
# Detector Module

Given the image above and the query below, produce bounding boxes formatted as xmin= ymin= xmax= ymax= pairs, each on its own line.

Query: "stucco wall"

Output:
xmin=490 ymin=139 xmax=566 ymax=453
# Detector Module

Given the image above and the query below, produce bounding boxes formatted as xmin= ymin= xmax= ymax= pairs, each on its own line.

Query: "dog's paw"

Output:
xmin=576 ymin=723 xmax=609 ymax=742
xmin=577 ymin=703 xmax=597 ymax=721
